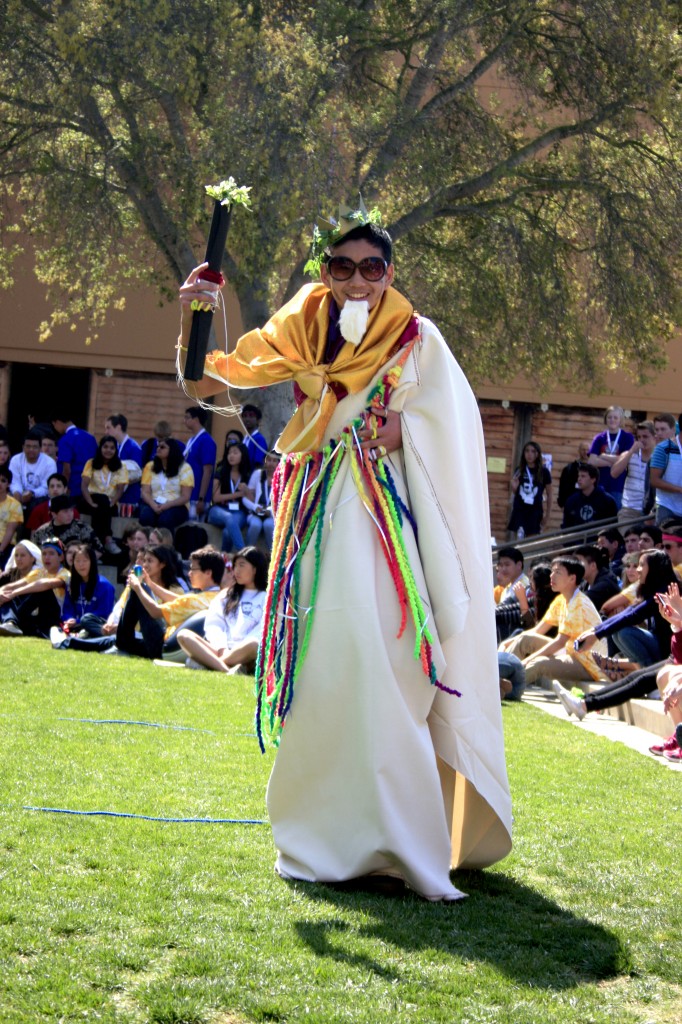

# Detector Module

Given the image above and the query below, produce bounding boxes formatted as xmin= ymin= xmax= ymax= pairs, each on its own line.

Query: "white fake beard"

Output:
xmin=338 ymin=300 xmax=370 ymax=346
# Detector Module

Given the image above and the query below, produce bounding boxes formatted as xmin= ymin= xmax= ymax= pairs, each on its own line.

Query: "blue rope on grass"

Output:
xmin=23 ymin=806 xmax=265 ymax=824
xmin=58 ymin=718 xmax=215 ymax=734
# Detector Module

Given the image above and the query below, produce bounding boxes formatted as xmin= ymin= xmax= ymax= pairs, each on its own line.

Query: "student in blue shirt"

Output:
xmin=182 ymin=406 xmax=217 ymax=520
xmin=241 ymin=404 xmax=268 ymax=469
xmin=61 ymin=543 xmax=115 ymax=631
xmin=52 ymin=413 xmax=98 ymax=500
xmin=105 ymin=413 xmax=143 ymax=507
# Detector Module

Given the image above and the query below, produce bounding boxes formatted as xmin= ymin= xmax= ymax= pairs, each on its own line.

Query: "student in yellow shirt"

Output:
xmin=0 ymin=467 xmax=23 ymax=569
xmin=501 ymin=555 xmax=602 ymax=685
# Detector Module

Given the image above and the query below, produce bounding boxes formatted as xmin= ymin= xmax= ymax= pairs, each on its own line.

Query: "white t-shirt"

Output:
xmin=203 ymin=588 xmax=266 ymax=649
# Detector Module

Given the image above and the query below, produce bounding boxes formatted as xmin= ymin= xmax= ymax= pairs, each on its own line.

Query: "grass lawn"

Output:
xmin=1 ymin=639 xmax=680 ymax=1023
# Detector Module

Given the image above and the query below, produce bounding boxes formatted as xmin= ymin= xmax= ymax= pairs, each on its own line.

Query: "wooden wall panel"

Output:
xmin=90 ymin=371 xmax=195 ymax=446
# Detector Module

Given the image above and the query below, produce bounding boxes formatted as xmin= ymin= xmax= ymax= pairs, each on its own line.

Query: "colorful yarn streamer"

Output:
xmin=255 ymin=331 xmax=460 ymax=751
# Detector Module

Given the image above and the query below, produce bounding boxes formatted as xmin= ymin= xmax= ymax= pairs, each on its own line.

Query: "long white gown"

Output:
xmin=265 ymin=318 xmax=512 ymax=900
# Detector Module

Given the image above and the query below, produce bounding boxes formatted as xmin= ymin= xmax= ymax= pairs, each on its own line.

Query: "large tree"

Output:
xmin=0 ymin=0 xmax=680 ymax=423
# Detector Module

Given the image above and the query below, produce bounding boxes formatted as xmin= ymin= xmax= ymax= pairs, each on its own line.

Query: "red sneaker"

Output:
xmin=649 ymin=735 xmax=679 ymax=756
xmin=663 ymin=747 xmax=682 ymax=762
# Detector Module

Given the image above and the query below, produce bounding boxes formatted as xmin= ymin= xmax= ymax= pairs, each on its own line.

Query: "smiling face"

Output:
xmin=142 ymin=551 xmax=162 ymax=580
xmin=320 ymin=238 xmax=394 ymax=311
xmin=128 ymin=530 xmax=148 ymax=552
xmin=22 ymin=438 xmax=41 ymax=463
xmin=100 ymin=439 xmax=117 ymax=461
xmin=605 ymin=409 xmax=622 ymax=432
xmin=636 ymin=555 xmax=649 ymax=586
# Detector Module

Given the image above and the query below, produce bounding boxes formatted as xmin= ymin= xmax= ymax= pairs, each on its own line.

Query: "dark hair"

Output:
xmin=107 ymin=413 xmax=128 ymax=432
xmin=152 ymin=437 xmax=185 ymax=477
xmin=185 ymin=405 xmax=208 ymax=426
xmin=497 ymin=546 xmax=524 ymax=567
xmin=91 ymin=435 xmax=123 ymax=472
xmin=190 ymin=546 xmax=225 ymax=586
xmin=575 ymin=544 xmax=609 ymax=569
xmin=145 ymin=544 xmax=183 ymax=589
xmin=122 ymin=522 xmax=149 ymax=544
xmin=50 ymin=495 xmax=77 ymax=514
xmin=654 ymin=412 xmax=676 ymax=429
xmin=69 ymin=544 xmax=99 ymax=601
xmin=516 ymin=440 xmax=545 ymax=488
xmin=23 ymin=430 xmax=42 ymax=445
xmin=636 ymin=549 xmax=677 ymax=600
xmin=225 ymin=429 xmax=244 ymax=443
xmin=223 ymin=546 xmax=268 ymax=614
xmin=48 ymin=472 xmax=68 ymax=488
xmin=328 ymin=222 xmax=393 ymax=264
xmin=578 ymin=462 xmax=599 ymax=481
xmin=623 ymin=525 xmax=641 ymax=539
xmin=529 ymin=562 xmax=554 ymax=620
xmin=218 ymin=441 xmax=252 ymax=492
xmin=551 ymin=556 xmax=585 ymax=585
xmin=241 ymin=404 xmax=262 ymax=420
xmin=0 ymin=466 xmax=11 ymax=484
xmin=640 ymin=524 xmax=663 ymax=547
xmin=597 ymin=526 xmax=624 ymax=547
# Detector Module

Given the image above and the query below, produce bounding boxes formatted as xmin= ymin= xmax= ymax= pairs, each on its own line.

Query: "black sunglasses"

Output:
xmin=325 ymin=256 xmax=388 ymax=282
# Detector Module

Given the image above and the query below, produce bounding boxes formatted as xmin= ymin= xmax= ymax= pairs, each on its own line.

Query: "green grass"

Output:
xmin=1 ymin=640 xmax=680 ymax=1023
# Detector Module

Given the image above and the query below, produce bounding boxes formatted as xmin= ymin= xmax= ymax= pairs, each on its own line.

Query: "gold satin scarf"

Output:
xmin=220 ymin=283 xmax=414 ymax=452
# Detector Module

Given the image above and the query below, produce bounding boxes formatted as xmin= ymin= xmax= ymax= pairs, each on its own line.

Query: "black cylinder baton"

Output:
xmin=184 ymin=178 xmax=252 ymax=381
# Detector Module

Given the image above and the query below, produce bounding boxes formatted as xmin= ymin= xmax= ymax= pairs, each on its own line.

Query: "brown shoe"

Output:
xmin=499 ymin=677 xmax=513 ymax=699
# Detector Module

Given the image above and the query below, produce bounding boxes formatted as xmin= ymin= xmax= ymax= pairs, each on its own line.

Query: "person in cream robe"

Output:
xmin=177 ymin=215 xmax=511 ymax=901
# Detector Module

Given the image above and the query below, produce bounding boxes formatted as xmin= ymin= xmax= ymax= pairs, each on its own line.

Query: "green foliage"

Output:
xmin=1 ymin=640 xmax=682 ymax=1022
xmin=0 ymin=0 xmax=679 ymax=382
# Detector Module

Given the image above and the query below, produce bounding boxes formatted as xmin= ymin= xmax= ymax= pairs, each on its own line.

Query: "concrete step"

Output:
xmin=534 ymin=679 xmax=671 ymax=740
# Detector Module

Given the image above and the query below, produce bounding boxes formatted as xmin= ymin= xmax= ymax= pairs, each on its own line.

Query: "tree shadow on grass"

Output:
xmin=289 ymin=870 xmax=631 ymax=990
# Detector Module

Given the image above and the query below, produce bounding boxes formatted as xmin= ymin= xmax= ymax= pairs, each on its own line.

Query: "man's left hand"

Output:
xmin=358 ymin=410 xmax=402 ymax=461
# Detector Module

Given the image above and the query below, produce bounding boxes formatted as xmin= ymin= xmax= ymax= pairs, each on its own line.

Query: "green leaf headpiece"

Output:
xmin=305 ymin=197 xmax=382 ymax=279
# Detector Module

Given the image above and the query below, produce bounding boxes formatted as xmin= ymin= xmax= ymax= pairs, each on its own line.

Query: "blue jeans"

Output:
xmin=498 ymin=652 xmax=526 ymax=701
xmin=246 ymin=513 xmax=274 ymax=549
xmin=207 ymin=505 xmax=247 ymax=552
xmin=139 ymin=503 xmax=189 ymax=534
xmin=612 ymin=627 xmax=661 ymax=666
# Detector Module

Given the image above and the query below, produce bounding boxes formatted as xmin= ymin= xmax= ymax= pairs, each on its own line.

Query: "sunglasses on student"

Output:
xmin=325 ymin=256 xmax=388 ymax=282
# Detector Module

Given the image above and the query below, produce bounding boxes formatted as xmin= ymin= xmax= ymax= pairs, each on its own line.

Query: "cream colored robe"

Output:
xmin=265 ymin=317 xmax=512 ymax=900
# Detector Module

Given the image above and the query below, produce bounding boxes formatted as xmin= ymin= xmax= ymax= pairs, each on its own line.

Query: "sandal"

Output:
xmin=592 ymin=652 xmax=637 ymax=682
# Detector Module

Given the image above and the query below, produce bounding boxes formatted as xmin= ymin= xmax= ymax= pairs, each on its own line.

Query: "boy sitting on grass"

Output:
xmin=501 ymin=556 xmax=603 ymax=686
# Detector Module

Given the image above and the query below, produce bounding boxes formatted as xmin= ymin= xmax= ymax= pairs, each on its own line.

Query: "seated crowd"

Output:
xmin=496 ymin=404 xmax=682 ymax=762
xmin=0 ymin=403 xmax=277 ymax=571
xmin=3 ymin=402 xmax=682 ymax=757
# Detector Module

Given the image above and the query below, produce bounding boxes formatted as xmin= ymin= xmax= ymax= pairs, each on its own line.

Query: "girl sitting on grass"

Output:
xmin=177 ymin=546 xmax=267 ymax=673
xmin=60 ymin=544 xmax=115 ymax=637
